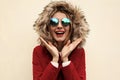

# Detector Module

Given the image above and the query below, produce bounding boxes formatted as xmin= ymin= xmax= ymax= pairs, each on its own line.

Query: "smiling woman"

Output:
xmin=49 ymin=12 xmax=70 ymax=48
xmin=33 ymin=1 xmax=89 ymax=80
xmin=33 ymin=1 xmax=89 ymax=48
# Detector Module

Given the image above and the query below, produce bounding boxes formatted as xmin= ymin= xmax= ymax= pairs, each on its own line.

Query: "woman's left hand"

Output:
xmin=60 ymin=38 xmax=82 ymax=62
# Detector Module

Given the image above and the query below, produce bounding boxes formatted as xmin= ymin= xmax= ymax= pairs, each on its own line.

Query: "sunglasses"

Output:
xmin=50 ymin=18 xmax=71 ymax=27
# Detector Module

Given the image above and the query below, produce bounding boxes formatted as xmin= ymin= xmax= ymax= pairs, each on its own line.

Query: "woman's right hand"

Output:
xmin=40 ymin=37 xmax=59 ymax=62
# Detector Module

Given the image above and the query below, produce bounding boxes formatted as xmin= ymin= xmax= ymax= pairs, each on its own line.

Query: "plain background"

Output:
xmin=0 ymin=0 xmax=120 ymax=80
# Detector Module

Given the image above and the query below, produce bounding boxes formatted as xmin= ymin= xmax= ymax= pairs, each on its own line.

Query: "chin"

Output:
xmin=55 ymin=38 xmax=65 ymax=42
xmin=56 ymin=39 xmax=64 ymax=42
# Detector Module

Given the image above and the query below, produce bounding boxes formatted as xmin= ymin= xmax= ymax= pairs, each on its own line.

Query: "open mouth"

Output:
xmin=55 ymin=31 xmax=65 ymax=37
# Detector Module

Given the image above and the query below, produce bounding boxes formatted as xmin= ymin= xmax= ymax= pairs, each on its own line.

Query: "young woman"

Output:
xmin=33 ymin=1 xmax=89 ymax=80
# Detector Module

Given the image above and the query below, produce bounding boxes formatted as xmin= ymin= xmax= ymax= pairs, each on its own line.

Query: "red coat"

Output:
xmin=32 ymin=45 xmax=86 ymax=80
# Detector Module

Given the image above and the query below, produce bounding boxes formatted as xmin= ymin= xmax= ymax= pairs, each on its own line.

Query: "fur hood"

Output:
xmin=34 ymin=1 xmax=89 ymax=48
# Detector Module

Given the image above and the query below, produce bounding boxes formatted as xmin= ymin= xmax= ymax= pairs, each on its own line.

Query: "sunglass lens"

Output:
xmin=50 ymin=18 xmax=58 ymax=26
xmin=62 ymin=18 xmax=71 ymax=26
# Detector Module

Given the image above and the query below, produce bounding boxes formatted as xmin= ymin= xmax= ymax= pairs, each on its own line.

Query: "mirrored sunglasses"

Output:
xmin=50 ymin=18 xmax=71 ymax=27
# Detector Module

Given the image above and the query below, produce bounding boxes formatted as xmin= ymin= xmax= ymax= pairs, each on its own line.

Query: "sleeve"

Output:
xmin=51 ymin=61 xmax=59 ymax=68
xmin=61 ymin=48 xmax=86 ymax=80
xmin=32 ymin=46 xmax=60 ymax=80
xmin=62 ymin=61 xmax=71 ymax=67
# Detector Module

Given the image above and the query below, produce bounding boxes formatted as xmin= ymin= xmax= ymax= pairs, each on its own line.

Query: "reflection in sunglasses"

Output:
xmin=50 ymin=18 xmax=71 ymax=27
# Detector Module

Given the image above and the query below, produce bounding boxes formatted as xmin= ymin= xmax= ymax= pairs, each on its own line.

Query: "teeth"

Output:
xmin=56 ymin=32 xmax=64 ymax=34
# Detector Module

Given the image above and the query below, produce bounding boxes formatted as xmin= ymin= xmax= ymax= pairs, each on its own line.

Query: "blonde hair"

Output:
xmin=33 ymin=1 xmax=89 ymax=48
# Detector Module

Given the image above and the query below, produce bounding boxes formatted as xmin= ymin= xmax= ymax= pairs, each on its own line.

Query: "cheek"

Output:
xmin=66 ymin=27 xmax=70 ymax=34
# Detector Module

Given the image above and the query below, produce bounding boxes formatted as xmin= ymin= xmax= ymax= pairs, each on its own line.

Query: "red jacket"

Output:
xmin=32 ymin=45 xmax=86 ymax=80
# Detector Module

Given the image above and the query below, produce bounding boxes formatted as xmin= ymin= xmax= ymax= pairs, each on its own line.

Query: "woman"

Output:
xmin=33 ymin=1 xmax=89 ymax=80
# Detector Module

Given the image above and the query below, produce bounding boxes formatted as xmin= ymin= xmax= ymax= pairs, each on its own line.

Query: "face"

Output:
xmin=49 ymin=12 xmax=70 ymax=43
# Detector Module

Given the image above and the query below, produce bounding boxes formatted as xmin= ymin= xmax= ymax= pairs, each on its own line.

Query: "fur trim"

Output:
xmin=33 ymin=1 xmax=89 ymax=48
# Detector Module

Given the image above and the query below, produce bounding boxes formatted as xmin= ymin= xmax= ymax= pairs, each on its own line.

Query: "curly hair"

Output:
xmin=33 ymin=1 xmax=89 ymax=48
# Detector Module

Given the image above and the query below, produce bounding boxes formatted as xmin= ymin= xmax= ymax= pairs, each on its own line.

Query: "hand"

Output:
xmin=60 ymin=38 xmax=82 ymax=62
xmin=40 ymin=37 xmax=59 ymax=62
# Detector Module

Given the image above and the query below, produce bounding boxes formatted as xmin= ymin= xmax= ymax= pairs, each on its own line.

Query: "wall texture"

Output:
xmin=0 ymin=0 xmax=120 ymax=80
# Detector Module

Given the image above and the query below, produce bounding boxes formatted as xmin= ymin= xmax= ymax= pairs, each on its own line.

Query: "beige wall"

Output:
xmin=0 ymin=0 xmax=120 ymax=80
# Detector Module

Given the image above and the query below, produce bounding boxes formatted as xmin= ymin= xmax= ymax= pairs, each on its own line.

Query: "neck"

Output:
xmin=57 ymin=42 xmax=63 ymax=52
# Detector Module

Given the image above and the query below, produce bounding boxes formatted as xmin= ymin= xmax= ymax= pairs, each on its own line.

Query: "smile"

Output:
xmin=55 ymin=31 xmax=65 ymax=37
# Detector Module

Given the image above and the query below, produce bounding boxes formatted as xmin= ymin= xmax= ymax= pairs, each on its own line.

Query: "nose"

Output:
xmin=57 ymin=22 xmax=63 ymax=29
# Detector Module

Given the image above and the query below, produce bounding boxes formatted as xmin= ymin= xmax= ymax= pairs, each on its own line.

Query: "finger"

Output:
xmin=48 ymin=41 xmax=53 ymax=46
xmin=65 ymin=40 xmax=71 ymax=46
xmin=77 ymin=38 xmax=82 ymax=43
xmin=71 ymin=38 xmax=82 ymax=47
xmin=75 ymin=38 xmax=82 ymax=44
xmin=40 ymin=37 xmax=46 ymax=44
xmin=40 ymin=37 xmax=49 ymax=47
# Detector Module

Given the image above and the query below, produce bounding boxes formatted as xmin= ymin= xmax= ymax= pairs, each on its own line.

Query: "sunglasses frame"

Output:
xmin=49 ymin=17 xmax=71 ymax=27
